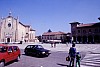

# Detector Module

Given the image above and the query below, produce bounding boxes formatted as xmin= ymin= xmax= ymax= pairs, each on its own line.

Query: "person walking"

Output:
xmin=51 ymin=42 xmax=53 ymax=47
xmin=54 ymin=42 xmax=56 ymax=48
xmin=69 ymin=43 xmax=76 ymax=67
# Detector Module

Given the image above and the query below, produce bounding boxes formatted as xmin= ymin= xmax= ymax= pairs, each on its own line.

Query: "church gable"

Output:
xmin=1 ymin=12 xmax=18 ymax=31
xmin=0 ymin=12 xmax=36 ymax=43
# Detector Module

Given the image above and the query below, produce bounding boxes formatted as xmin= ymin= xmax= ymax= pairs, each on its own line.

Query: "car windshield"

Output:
xmin=0 ymin=46 xmax=7 ymax=52
xmin=37 ymin=45 xmax=43 ymax=49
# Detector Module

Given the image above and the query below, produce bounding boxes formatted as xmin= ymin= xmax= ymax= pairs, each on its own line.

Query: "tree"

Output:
xmin=48 ymin=29 xmax=52 ymax=32
xmin=98 ymin=17 xmax=100 ymax=20
xmin=36 ymin=36 xmax=42 ymax=42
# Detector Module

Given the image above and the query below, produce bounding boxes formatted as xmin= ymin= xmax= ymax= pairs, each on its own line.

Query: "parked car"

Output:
xmin=24 ymin=45 xmax=51 ymax=57
xmin=0 ymin=44 xmax=20 ymax=67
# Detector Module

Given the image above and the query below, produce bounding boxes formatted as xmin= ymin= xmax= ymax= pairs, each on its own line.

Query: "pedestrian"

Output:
xmin=54 ymin=42 xmax=56 ymax=48
xmin=51 ymin=42 xmax=53 ymax=47
xmin=69 ymin=43 xmax=76 ymax=67
xmin=76 ymin=51 xmax=81 ymax=67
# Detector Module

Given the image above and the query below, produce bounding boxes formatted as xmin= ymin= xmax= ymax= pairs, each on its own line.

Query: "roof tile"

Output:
xmin=42 ymin=32 xmax=67 ymax=35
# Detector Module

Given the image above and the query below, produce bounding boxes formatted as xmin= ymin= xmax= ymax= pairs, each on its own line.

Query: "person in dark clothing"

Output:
xmin=76 ymin=52 xmax=81 ymax=67
xmin=54 ymin=42 xmax=56 ymax=48
xmin=69 ymin=43 xmax=76 ymax=67
xmin=51 ymin=42 xmax=53 ymax=47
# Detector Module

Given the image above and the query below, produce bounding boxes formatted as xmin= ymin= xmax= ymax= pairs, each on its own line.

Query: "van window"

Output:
xmin=0 ymin=46 xmax=7 ymax=52
xmin=13 ymin=46 xmax=18 ymax=51
xmin=8 ymin=47 xmax=13 ymax=53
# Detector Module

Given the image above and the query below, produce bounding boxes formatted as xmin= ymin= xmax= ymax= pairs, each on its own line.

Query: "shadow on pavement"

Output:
xmin=57 ymin=63 xmax=72 ymax=67
xmin=22 ymin=54 xmax=48 ymax=58
xmin=5 ymin=59 xmax=18 ymax=66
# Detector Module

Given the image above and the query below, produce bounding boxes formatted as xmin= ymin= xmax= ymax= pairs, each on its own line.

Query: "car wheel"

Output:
xmin=25 ymin=52 xmax=27 ymax=55
xmin=0 ymin=61 xmax=5 ymax=67
xmin=25 ymin=52 xmax=28 ymax=55
xmin=36 ymin=53 xmax=40 ymax=57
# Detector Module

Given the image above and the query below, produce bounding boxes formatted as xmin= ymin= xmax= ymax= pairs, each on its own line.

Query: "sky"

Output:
xmin=0 ymin=0 xmax=100 ymax=36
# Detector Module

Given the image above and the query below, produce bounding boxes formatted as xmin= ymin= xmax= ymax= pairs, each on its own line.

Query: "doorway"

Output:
xmin=7 ymin=38 xmax=10 ymax=43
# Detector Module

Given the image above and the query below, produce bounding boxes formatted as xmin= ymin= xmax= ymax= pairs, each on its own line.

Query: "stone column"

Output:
xmin=76 ymin=36 xmax=77 ymax=43
xmin=87 ymin=36 xmax=88 ymax=43
xmin=93 ymin=36 xmax=94 ymax=43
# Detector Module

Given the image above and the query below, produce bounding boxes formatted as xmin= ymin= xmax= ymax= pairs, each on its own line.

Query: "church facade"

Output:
xmin=0 ymin=12 xmax=36 ymax=43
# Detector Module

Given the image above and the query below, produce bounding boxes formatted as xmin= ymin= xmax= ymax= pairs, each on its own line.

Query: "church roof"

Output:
xmin=19 ymin=22 xmax=27 ymax=27
xmin=19 ymin=22 xmax=30 ymax=27
xmin=30 ymin=28 xmax=35 ymax=31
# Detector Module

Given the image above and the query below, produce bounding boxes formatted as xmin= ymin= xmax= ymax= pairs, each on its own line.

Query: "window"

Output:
xmin=37 ymin=45 xmax=43 ymax=49
xmin=0 ymin=46 xmax=7 ymax=52
xmin=95 ymin=29 xmax=98 ymax=33
xmin=78 ymin=30 xmax=80 ymax=33
xmin=50 ymin=36 xmax=52 ymax=39
xmin=32 ymin=45 xmax=36 ymax=49
xmin=26 ymin=45 xmax=31 ymax=48
xmin=13 ymin=46 xmax=18 ymax=51
xmin=72 ymin=31 xmax=76 ymax=34
xmin=8 ymin=23 xmax=11 ymax=27
xmin=26 ymin=33 xmax=28 ymax=34
xmin=47 ymin=37 xmax=49 ymax=39
xmin=8 ymin=47 xmax=13 ymax=53
xmin=83 ymin=30 xmax=86 ymax=33
xmin=89 ymin=29 xmax=92 ymax=32
xmin=26 ymin=45 xmax=33 ymax=49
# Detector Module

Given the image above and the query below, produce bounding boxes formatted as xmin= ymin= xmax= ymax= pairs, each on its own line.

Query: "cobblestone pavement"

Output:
xmin=8 ymin=43 xmax=100 ymax=67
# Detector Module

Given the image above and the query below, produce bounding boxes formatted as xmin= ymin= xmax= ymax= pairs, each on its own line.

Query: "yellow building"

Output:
xmin=0 ymin=12 xmax=36 ymax=43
